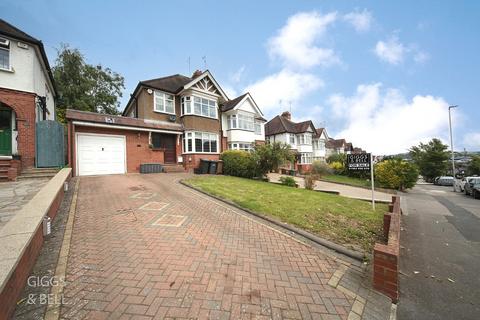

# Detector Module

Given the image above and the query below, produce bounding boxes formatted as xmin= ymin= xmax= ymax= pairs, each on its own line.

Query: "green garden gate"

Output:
xmin=36 ymin=120 xmax=65 ymax=168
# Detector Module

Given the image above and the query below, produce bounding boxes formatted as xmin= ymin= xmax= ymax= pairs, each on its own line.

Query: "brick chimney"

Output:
xmin=192 ymin=70 xmax=203 ymax=79
xmin=281 ymin=111 xmax=291 ymax=120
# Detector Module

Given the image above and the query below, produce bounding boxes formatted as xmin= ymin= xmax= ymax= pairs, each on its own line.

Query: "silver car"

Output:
xmin=437 ymin=176 xmax=454 ymax=186
xmin=465 ymin=177 xmax=480 ymax=196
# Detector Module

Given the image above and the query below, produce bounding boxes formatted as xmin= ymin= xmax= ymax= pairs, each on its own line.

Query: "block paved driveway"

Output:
xmin=61 ymin=173 xmax=357 ymax=320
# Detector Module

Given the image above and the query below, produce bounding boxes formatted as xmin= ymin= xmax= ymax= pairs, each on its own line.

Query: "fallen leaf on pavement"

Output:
xmin=448 ymin=278 xmax=455 ymax=283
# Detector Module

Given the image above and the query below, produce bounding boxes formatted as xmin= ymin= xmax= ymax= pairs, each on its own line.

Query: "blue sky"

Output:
xmin=2 ymin=0 xmax=479 ymax=154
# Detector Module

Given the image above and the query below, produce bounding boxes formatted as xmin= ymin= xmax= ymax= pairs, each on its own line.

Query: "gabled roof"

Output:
xmin=221 ymin=92 xmax=264 ymax=117
xmin=265 ymin=115 xmax=315 ymax=136
xmin=182 ymin=70 xmax=229 ymax=100
xmin=326 ymin=138 xmax=347 ymax=149
xmin=0 ymin=19 xmax=57 ymax=96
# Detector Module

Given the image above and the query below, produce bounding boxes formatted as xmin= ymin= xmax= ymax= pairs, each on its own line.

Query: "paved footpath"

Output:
xmin=58 ymin=173 xmax=391 ymax=320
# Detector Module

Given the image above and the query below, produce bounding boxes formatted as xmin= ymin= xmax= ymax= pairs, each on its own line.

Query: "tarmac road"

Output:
xmin=397 ymin=183 xmax=480 ymax=320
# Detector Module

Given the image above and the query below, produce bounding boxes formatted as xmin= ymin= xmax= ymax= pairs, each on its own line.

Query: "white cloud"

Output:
xmin=374 ymin=36 xmax=406 ymax=65
xmin=327 ymin=83 xmax=450 ymax=154
xmin=244 ymin=69 xmax=324 ymax=114
xmin=463 ymin=132 xmax=480 ymax=150
xmin=230 ymin=66 xmax=246 ymax=83
xmin=267 ymin=11 xmax=339 ymax=69
xmin=413 ymin=51 xmax=430 ymax=64
xmin=343 ymin=9 xmax=372 ymax=32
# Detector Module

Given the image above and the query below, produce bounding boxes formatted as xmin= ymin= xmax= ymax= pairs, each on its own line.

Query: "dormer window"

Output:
xmin=0 ymin=37 xmax=10 ymax=70
xmin=154 ymin=91 xmax=175 ymax=114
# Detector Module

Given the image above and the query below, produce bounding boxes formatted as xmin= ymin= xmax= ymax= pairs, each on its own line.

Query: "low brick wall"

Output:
xmin=0 ymin=168 xmax=71 ymax=320
xmin=373 ymin=195 xmax=401 ymax=302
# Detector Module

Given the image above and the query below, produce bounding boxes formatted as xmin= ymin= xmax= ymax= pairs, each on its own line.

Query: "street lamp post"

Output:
xmin=448 ymin=105 xmax=458 ymax=191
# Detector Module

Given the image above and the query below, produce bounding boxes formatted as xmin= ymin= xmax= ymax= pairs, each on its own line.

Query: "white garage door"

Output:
xmin=77 ymin=133 xmax=126 ymax=176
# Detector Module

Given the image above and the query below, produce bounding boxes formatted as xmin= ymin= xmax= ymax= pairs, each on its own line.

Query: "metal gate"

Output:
xmin=36 ymin=120 xmax=65 ymax=168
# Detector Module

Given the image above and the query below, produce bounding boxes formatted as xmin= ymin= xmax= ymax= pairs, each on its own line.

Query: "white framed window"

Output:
xmin=183 ymin=131 xmax=218 ymax=153
xmin=181 ymin=96 xmax=192 ymax=115
xmin=193 ymin=96 xmax=217 ymax=118
xmin=300 ymin=153 xmax=313 ymax=164
xmin=154 ymin=91 xmax=175 ymax=114
xmin=254 ymin=122 xmax=261 ymax=135
xmin=0 ymin=37 xmax=10 ymax=70
xmin=289 ymin=134 xmax=295 ymax=145
xmin=227 ymin=112 xmax=254 ymax=131
xmin=297 ymin=133 xmax=312 ymax=145
xmin=229 ymin=142 xmax=252 ymax=151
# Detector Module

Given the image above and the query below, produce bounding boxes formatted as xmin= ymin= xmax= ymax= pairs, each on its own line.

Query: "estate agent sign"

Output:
xmin=347 ymin=153 xmax=371 ymax=171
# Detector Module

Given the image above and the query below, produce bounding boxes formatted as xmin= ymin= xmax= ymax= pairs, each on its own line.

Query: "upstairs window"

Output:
xmin=227 ymin=112 xmax=254 ymax=131
xmin=0 ymin=38 xmax=10 ymax=70
xmin=254 ymin=122 xmax=262 ymax=135
xmin=154 ymin=91 xmax=174 ymax=114
xmin=181 ymin=96 xmax=191 ymax=114
xmin=297 ymin=133 xmax=312 ymax=145
xmin=289 ymin=134 xmax=295 ymax=145
xmin=194 ymin=97 xmax=217 ymax=118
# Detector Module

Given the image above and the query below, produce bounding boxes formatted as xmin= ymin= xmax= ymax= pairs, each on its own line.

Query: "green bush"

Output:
xmin=311 ymin=161 xmax=332 ymax=177
xmin=375 ymin=159 xmax=419 ymax=191
xmin=304 ymin=175 xmax=316 ymax=190
xmin=220 ymin=150 xmax=256 ymax=178
xmin=279 ymin=176 xmax=297 ymax=187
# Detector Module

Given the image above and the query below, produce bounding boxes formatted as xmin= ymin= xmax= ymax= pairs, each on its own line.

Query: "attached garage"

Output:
xmin=66 ymin=110 xmax=184 ymax=177
xmin=76 ymin=133 xmax=126 ymax=176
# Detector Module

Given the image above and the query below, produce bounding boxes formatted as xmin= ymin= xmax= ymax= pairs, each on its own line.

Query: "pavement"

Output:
xmin=398 ymin=183 xmax=480 ymax=320
xmin=0 ymin=178 xmax=49 ymax=230
xmin=267 ymin=173 xmax=392 ymax=202
xmin=47 ymin=173 xmax=393 ymax=320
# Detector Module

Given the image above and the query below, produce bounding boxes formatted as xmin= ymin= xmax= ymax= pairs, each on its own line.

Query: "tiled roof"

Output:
xmin=326 ymin=138 xmax=346 ymax=149
xmin=265 ymin=115 xmax=315 ymax=136
xmin=140 ymin=74 xmax=193 ymax=94
xmin=221 ymin=93 xmax=248 ymax=112
xmin=314 ymin=128 xmax=325 ymax=138
xmin=66 ymin=109 xmax=183 ymax=132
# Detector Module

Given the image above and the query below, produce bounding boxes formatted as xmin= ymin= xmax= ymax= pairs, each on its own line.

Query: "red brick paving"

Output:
xmin=61 ymin=174 xmax=355 ymax=319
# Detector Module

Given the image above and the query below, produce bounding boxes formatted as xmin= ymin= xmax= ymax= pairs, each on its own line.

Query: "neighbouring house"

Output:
xmin=312 ymin=127 xmax=329 ymax=162
xmin=326 ymin=138 xmax=357 ymax=157
xmin=265 ymin=111 xmax=317 ymax=173
xmin=0 ymin=19 xmax=57 ymax=181
xmin=66 ymin=70 xmax=265 ymax=176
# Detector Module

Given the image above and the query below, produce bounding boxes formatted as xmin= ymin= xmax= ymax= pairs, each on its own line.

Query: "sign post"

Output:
xmin=347 ymin=153 xmax=375 ymax=210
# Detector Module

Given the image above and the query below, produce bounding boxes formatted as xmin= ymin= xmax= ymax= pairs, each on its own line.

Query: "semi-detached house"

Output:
xmin=66 ymin=70 xmax=266 ymax=176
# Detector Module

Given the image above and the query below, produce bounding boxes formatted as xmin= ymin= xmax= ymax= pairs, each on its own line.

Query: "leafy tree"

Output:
xmin=375 ymin=159 xmax=419 ymax=191
xmin=467 ymin=155 xmax=480 ymax=175
xmin=311 ymin=160 xmax=332 ymax=177
xmin=409 ymin=138 xmax=449 ymax=182
xmin=253 ymin=142 xmax=295 ymax=176
xmin=326 ymin=153 xmax=346 ymax=164
xmin=52 ymin=44 xmax=125 ymax=122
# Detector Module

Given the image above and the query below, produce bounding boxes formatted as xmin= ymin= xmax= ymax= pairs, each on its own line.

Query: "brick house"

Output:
xmin=66 ymin=70 xmax=266 ymax=176
xmin=0 ymin=19 xmax=56 ymax=180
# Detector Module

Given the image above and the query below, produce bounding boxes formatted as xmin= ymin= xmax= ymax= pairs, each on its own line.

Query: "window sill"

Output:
xmin=182 ymin=152 xmax=220 ymax=155
xmin=0 ymin=67 xmax=14 ymax=73
xmin=153 ymin=110 xmax=176 ymax=116
xmin=181 ymin=114 xmax=218 ymax=121
xmin=226 ymin=128 xmax=254 ymax=132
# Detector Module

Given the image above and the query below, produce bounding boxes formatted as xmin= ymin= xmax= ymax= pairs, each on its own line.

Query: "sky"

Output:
xmin=2 ymin=0 xmax=479 ymax=155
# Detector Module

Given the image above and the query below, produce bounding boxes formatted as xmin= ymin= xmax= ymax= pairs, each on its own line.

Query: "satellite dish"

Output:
xmin=147 ymin=89 xmax=153 ymax=94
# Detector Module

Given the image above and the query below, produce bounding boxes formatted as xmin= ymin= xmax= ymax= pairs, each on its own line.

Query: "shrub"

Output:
xmin=304 ymin=175 xmax=316 ymax=190
xmin=279 ymin=176 xmax=297 ymax=187
xmin=326 ymin=153 xmax=346 ymax=164
xmin=220 ymin=150 xmax=256 ymax=178
xmin=375 ymin=159 xmax=419 ymax=191
xmin=329 ymin=161 xmax=344 ymax=174
xmin=254 ymin=142 xmax=295 ymax=176
xmin=311 ymin=161 xmax=332 ymax=177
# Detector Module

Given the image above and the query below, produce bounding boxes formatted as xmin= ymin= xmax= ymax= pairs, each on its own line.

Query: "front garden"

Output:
xmin=184 ymin=175 xmax=387 ymax=252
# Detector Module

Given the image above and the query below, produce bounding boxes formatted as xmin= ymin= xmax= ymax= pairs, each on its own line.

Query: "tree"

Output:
xmin=375 ymin=159 xmax=419 ymax=191
xmin=409 ymin=138 xmax=449 ymax=182
xmin=253 ymin=142 xmax=295 ymax=176
xmin=52 ymin=44 xmax=125 ymax=122
xmin=467 ymin=155 xmax=480 ymax=176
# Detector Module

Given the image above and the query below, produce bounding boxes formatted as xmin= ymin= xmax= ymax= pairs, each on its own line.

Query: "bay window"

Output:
xmin=254 ymin=122 xmax=262 ymax=135
xmin=300 ymin=153 xmax=313 ymax=164
xmin=181 ymin=96 xmax=217 ymax=118
xmin=289 ymin=134 xmax=295 ymax=145
xmin=229 ymin=143 xmax=252 ymax=151
xmin=297 ymin=133 xmax=312 ymax=145
xmin=183 ymin=131 xmax=218 ymax=153
xmin=227 ymin=112 xmax=254 ymax=130
xmin=154 ymin=91 xmax=174 ymax=114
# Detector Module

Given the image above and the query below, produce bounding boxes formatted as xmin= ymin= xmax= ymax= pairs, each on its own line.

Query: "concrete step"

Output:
xmin=163 ymin=165 xmax=186 ymax=173
xmin=17 ymin=173 xmax=56 ymax=180
xmin=22 ymin=168 xmax=59 ymax=174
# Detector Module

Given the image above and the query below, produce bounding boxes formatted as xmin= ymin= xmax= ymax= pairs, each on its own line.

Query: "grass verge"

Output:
xmin=184 ymin=175 xmax=387 ymax=252
xmin=321 ymin=174 xmax=372 ymax=188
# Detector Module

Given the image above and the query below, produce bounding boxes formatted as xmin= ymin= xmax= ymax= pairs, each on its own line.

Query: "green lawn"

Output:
xmin=321 ymin=175 xmax=372 ymax=188
xmin=184 ymin=175 xmax=387 ymax=252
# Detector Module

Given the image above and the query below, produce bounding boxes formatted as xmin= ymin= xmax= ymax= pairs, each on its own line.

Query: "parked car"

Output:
xmin=459 ymin=176 xmax=479 ymax=192
xmin=472 ymin=183 xmax=480 ymax=199
xmin=433 ymin=177 xmax=441 ymax=185
xmin=436 ymin=176 xmax=454 ymax=186
xmin=464 ymin=177 xmax=480 ymax=196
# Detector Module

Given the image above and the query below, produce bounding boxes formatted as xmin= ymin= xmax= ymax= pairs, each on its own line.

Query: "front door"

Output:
xmin=163 ymin=135 xmax=176 ymax=163
xmin=0 ymin=109 xmax=12 ymax=156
